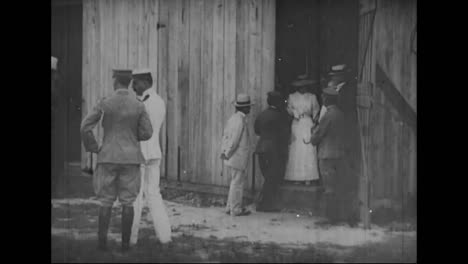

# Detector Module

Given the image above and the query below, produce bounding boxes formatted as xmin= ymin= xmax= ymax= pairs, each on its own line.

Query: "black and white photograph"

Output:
xmin=51 ymin=0 xmax=417 ymax=262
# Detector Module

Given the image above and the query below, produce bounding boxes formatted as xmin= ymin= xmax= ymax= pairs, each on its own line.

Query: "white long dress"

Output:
xmin=284 ymin=92 xmax=320 ymax=182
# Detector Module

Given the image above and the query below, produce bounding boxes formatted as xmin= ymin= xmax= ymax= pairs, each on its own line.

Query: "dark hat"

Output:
xmin=112 ymin=69 xmax=132 ymax=78
xmin=267 ymin=91 xmax=283 ymax=106
xmin=112 ymin=69 xmax=132 ymax=84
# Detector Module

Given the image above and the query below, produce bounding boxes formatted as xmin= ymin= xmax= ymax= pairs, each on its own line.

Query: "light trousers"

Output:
xmin=131 ymin=159 xmax=172 ymax=244
xmin=225 ymin=167 xmax=246 ymax=215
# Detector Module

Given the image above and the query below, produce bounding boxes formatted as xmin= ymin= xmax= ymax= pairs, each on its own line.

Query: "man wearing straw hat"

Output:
xmin=80 ymin=69 xmax=153 ymax=252
xmin=307 ymin=83 xmax=352 ymax=226
xmin=220 ymin=93 xmax=254 ymax=216
xmin=130 ymin=68 xmax=172 ymax=246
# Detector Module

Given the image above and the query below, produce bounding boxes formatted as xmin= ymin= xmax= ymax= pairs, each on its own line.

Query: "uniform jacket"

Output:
xmin=80 ymin=88 xmax=153 ymax=164
xmin=254 ymin=106 xmax=290 ymax=155
xmin=138 ymin=87 xmax=165 ymax=161
xmin=310 ymin=105 xmax=345 ymax=159
xmin=221 ymin=111 xmax=251 ymax=170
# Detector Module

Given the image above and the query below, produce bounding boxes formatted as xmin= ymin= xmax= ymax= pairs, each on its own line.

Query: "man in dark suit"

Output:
xmin=254 ymin=91 xmax=290 ymax=212
xmin=308 ymin=86 xmax=353 ymax=226
xmin=80 ymin=69 xmax=153 ymax=252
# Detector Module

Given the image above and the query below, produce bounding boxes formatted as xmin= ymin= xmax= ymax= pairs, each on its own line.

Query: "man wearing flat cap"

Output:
xmin=221 ymin=93 xmax=254 ymax=216
xmin=254 ymin=91 xmax=290 ymax=212
xmin=80 ymin=69 xmax=153 ymax=252
xmin=130 ymin=68 xmax=172 ymax=246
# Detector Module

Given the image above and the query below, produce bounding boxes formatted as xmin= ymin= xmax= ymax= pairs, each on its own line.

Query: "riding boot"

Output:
xmin=97 ymin=206 xmax=112 ymax=251
xmin=121 ymin=206 xmax=134 ymax=252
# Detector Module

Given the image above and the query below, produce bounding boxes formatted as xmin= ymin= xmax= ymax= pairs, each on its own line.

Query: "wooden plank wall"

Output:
xmin=82 ymin=0 xmax=276 ymax=190
xmin=357 ymin=0 xmax=416 ymax=211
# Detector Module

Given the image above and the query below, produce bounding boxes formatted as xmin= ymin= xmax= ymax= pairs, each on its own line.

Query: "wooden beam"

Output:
xmin=376 ymin=63 xmax=416 ymax=131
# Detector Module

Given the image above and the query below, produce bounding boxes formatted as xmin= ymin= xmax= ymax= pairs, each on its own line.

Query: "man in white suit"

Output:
xmin=130 ymin=68 xmax=172 ymax=245
xmin=221 ymin=93 xmax=254 ymax=216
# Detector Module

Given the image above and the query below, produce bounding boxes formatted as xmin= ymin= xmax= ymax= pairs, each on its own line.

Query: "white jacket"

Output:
xmin=138 ymin=88 xmax=165 ymax=160
xmin=221 ymin=111 xmax=250 ymax=171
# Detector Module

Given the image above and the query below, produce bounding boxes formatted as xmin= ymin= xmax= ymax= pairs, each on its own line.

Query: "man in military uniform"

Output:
xmin=130 ymin=68 xmax=172 ymax=245
xmin=221 ymin=94 xmax=254 ymax=216
xmin=254 ymin=91 xmax=290 ymax=212
xmin=80 ymin=69 xmax=153 ymax=252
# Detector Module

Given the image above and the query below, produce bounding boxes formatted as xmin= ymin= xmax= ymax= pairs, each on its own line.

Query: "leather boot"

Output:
xmin=121 ymin=206 xmax=134 ymax=252
xmin=97 ymin=206 xmax=112 ymax=251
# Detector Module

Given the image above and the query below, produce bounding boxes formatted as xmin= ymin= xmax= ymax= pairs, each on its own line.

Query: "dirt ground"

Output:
xmin=51 ymin=177 xmax=416 ymax=263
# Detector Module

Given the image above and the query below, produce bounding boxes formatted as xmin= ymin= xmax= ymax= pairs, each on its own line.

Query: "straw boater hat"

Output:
xmin=234 ymin=93 xmax=254 ymax=107
xmin=328 ymin=64 xmax=350 ymax=76
xmin=51 ymin=56 xmax=58 ymax=70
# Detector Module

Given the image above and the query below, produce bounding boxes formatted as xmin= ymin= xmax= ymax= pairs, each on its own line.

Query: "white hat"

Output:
xmin=51 ymin=56 xmax=58 ymax=70
xmin=233 ymin=93 xmax=254 ymax=107
xmin=132 ymin=68 xmax=152 ymax=76
xmin=331 ymin=64 xmax=346 ymax=71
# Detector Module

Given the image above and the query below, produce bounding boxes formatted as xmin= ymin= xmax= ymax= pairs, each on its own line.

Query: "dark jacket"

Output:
xmin=80 ymin=88 xmax=153 ymax=164
xmin=254 ymin=106 xmax=289 ymax=154
xmin=310 ymin=105 xmax=345 ymax=159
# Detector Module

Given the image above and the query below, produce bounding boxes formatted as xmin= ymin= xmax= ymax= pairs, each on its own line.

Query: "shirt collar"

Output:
xmin=138 ymin=87 xmax=154 ymax=100
xmin=237 ymin=111 xmax=246 ymax=118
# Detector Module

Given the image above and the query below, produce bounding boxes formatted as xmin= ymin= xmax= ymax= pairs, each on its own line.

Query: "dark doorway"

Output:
xmin=51 ymin=0 xmax=83 ymax=195
xmin=275 ymin=0 xmax=358 ymax=94
xmin=274 ymin=0 xmax=361 ymax=216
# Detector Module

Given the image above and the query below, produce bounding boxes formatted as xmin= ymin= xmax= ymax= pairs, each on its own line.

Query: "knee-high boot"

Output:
xmin=121 ymin=206 xmax=134 ymax=252
xmin=98 ymin=206 xmax=112 ymax=251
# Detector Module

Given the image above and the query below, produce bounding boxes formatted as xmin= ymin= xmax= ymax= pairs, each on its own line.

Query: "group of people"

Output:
xmin=75 ymin=56 xmax=357 ymax=253
xmin=221 ymin=64 xmax=358 ymax=226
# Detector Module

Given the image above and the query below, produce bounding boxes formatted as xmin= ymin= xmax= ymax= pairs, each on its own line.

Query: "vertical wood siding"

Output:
xmin=357 ymin=0 xmax=416 ymax=212
xmin=82 ymin=0 xmax=276 ymax=190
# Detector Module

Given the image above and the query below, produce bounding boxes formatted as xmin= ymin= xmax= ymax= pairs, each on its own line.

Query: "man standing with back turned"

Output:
xmin=221 ymin=93 xmax=254 ymax=216
xmin=80 ymin=69 xmax=153 ymax=252
xmin=254 ymin=91 xmax=289 ymax=212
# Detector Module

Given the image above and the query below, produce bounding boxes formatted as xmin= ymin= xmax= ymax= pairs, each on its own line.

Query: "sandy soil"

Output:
xmin=51 ymin=198 xmax=415 ymax=257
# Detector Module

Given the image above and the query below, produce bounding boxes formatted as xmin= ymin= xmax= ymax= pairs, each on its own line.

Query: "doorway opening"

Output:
xmin=274 ymin=0 xmax=360 ymax=187
xmin=51 ymin=0 xmax=83 ymax=195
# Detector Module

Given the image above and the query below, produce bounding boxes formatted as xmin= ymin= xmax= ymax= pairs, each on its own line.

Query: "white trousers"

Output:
xmin=225 ymin=167 xmax=245 ymax=215
xmin=131 ymin=159 xmax=172 ymax=244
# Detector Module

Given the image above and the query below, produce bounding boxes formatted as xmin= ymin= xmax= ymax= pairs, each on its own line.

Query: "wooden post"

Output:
xmin=357 ymin=82 xmax=373 ymax=229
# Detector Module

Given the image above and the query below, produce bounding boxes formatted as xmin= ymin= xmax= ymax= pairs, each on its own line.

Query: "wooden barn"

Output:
xmin=51 ymin=0 xmax=416 ymax=224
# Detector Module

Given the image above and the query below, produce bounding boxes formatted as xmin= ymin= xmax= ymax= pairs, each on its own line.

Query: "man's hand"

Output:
xmin=220 ymin=153 xmax=228 ymax=160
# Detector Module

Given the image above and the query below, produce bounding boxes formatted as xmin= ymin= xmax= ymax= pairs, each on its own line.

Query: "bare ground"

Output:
xmin=51 ymin=176 xmax=416 ymax=263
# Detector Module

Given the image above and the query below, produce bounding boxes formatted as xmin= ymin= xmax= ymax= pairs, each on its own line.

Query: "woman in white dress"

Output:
xmin=284 ymin=79 xmax=320 ymax=185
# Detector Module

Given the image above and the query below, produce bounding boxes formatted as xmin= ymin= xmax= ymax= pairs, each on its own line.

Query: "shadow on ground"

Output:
xmin=52 ymin=233 xmax=336 ymax=263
